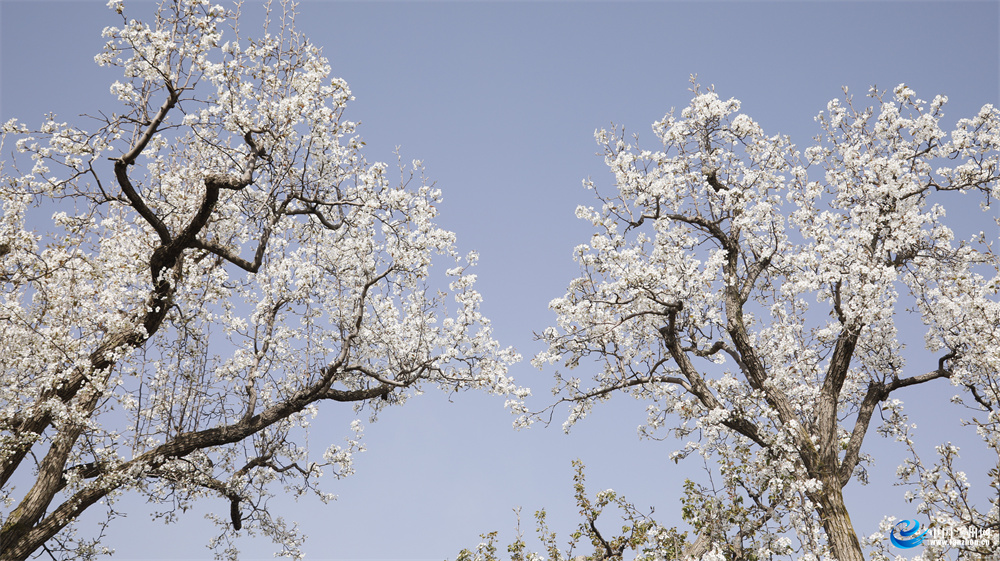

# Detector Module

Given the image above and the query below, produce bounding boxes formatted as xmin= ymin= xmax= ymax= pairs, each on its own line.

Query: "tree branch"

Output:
xmin=112 ymin=86 xmax=182 ymax=246
xmin=838 ymin=357 xmax=953 ymax=485
xmin=658 ymin=303 xmax=769 ymax=449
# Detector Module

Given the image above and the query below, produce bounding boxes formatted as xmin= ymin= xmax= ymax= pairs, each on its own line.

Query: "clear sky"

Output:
xmin=1 ymin=1 xmax=998 ymax=560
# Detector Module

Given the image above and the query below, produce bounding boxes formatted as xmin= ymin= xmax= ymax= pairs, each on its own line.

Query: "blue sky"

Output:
xmin=1 ymin=1 xmax=998 ymax=560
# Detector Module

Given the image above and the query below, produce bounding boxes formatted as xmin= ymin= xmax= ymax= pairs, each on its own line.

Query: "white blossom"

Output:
xmin=533 ymin=80 xmax=1000 ymax=560
xmin=0 ymin=1 xmax=522 ymax=559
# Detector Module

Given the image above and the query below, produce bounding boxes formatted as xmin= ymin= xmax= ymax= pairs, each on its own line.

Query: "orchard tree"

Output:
xmin=0 ymin=0 xmax=523 ymax=559
xmin=533 ymin=81 xmax=1000 ymax=560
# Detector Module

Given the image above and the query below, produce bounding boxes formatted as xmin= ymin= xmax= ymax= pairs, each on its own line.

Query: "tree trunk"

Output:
xmin=813 ymin=481 xmax=864 ymax=561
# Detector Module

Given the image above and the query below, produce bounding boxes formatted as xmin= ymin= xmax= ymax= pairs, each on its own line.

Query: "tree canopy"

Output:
xmin=0 ymin=1 xmax=522 ymax=559
xmin=529 ymin=81 xmax=1000 ymax=560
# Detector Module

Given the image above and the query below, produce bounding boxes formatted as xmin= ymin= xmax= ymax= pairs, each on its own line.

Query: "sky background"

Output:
xmin=1 ymin=1 xmax=999 ymax=560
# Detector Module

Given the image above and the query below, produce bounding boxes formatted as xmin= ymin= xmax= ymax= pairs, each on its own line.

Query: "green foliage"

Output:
xmin=454 ymin=460 xmax=688 ymax=560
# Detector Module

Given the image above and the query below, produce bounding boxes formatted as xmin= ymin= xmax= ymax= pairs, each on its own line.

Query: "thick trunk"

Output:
xmin=813 ymin=481 xmax=864 ymax=561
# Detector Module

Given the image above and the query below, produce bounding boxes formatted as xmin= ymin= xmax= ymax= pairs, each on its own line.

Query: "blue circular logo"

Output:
xmin=890 ymin=519 xmax=928 ymax=549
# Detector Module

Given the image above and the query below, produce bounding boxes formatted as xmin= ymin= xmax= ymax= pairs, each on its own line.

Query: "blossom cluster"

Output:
xmin=535 ymin=79 xmax=1000 ymax=558
xmin=0 ymin=1 xmax=523 ymax=559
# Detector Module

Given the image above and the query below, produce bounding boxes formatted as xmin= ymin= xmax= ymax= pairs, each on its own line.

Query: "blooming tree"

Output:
xmin=533 ymin=80 xmax=1000 ymax=560
xmin=0 ymin=1 xmax=522 ymax=559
